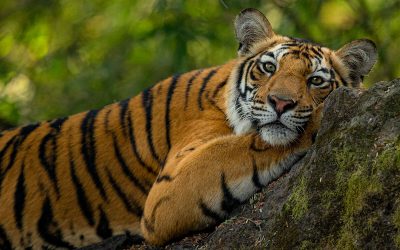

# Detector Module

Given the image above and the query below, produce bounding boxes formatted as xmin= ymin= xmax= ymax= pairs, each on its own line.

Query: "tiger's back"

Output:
xmin=0 ymin=63 xmax=235 ymax=249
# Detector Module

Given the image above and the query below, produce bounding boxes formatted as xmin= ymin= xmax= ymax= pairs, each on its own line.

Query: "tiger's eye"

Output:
xmin=309 ymin=76 xmax=323 ymax=85
xmin=263 ymin=62 xmax=276 ymax=73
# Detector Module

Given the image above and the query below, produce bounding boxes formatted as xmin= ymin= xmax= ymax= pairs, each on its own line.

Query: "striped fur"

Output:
xmin=0 ymin=8 xmax=376 ymax=248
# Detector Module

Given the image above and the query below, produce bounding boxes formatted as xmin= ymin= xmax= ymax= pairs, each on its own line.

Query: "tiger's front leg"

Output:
xmin=140 ymin=117 xmax=318 ymax=246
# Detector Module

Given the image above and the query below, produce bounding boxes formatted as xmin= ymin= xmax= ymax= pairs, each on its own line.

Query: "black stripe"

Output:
xmin=14 ymin=165 xmax=26 ymax=229
xmin=267 ymin=41 xmax=278 ymax=48
xmin=199 ymin=200 xmax=224 ymax=222
xmin=252 ymin=159 xmax=263 ymax=189
xmin=277 ymin=45 xmax=290 ymax=51
xmin=156 ymin=174 xmax=173 ymax=183
xmin=38 ymin=197 xmax=74 ymax=249
xmin=198 ymin=69 xmax=218 ymax=111
xmin=126 ymin=111 xmax=158 ymax=175
xmin=329 ymin=69 xmax=336 ymax=80
xmin=0 ymin=225 xmax=12 ymax=250
xmin=212 ymin=79 xmax=227 ymax=99
xmin=311 ymin=47 xmax=323 ymax=58
xmin=282 ymin=42 xmax=299 ymax=47
xmin=38 ymin=131 xmax=60 ymax=196
xmin=265 ymin=52 xmax=275 ymax=58
xmin=297 ymin=108 xmax=313 ymax=113
xmin=143 ymin=196 xmax=170 ymax=233
xmin=205 ymin=91 xmax=225 ymax=114
xmin=245 ymin=60 xmax=255 ymax=83
xmin=300 ymin=52 xmax=313 ymax=66
xmin=314 ymin=55 xmax=322 ymax=64
xmin=81 ymin=110 xmax=107 ymax=200
xmin=142 ymin=88 xmax=163 ymax=166
xmin=4 ymin=124 xmax=39 ymax=169
xmin=244 ymin=61 xmax=256 ymax=95
xmin=252 ymin=106 xmax=268 ymax=111
xmin=235 ymin=97 xmax=243 ymax=117
xmin=19 ymin=123 xmax=40 ymax=138
xmin=165 ymin=74 xmax=180 ymax=150
xmin=112 ymin=135 xmax=148 ymax=194
xmin=49 ymin=117 xmax=67 ymax=130
xmin=237 ymin=60 xmax=249 ymax=96
xmin=105 ymin=169 xmax=143 ymax=217
xmin=0 ymin=123 xmax=39 ymax=190
xmin=70 ymin=157 xmax=95 ymax=226
xmin=119 ymin=99 xmax=130 ymax=135
xmin=236 ymin=53 xmax=260 ymax=97
xmin=0 ymin=136 xmax=17 ymax=164
xmin=220 ymin=173 xmax=241 ymax=213
xmin=184 ymin=70 xmax=203 ymax=109
xmin=96 ymin=207 xmax=113 ymax=240
xmin=316 ymin=46 xmax=324 ymax=54
xmin=317 ymin=68 xmax=329 ymax=74
xmin=256 ymin=64 xmax=264 ymax=75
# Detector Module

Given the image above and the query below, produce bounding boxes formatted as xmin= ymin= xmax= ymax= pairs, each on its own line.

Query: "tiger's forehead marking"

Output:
xmin=259 ymin=42 xmax=332 ymax=77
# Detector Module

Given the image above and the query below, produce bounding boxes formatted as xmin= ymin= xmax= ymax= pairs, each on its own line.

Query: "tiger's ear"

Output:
xmin=235 ymin=8 xmax=274 ymax=56
xmin=336 ymin=39 xmax=377 ymax=86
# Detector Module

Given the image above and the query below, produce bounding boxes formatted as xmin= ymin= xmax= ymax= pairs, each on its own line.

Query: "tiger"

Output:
xmin=0 ymin=8 xmax=377 ymax=249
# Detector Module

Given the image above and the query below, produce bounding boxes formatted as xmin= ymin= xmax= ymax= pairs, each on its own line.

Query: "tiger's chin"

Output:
xmin=259 ymin=124 xmax=298 ymax=146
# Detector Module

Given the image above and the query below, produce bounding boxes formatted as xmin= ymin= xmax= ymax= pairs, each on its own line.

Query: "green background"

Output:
xmin=0 ymin=0 xmax=399 ymax=128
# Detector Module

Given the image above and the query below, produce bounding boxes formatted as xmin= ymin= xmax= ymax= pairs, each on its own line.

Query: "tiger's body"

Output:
xmin=0 ymin=9 xmax=376 ymax=249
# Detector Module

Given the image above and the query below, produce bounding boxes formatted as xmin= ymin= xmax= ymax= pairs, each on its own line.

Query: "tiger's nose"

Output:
xmin=268 ymin=95 xmax=297 ymax=116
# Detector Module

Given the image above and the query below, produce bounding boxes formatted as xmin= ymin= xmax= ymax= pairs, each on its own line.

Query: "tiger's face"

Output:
xmin=227 ymin=8 xmax=377 ymax=146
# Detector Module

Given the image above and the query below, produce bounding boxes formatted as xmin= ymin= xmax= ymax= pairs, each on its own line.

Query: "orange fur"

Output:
xmin=0 ymin=8 xmax=376 ymax=249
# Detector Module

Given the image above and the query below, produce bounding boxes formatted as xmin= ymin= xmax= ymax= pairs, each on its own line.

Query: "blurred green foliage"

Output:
xmin=0 ymin=0 xmax=399 ymax=127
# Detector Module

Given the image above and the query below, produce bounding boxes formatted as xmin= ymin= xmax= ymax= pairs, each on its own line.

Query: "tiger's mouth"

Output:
xmin=257 ymin=120 xmax=292 ymax=131
xmin=256 ymin=119 xmax=300 ymax=146
xmin=264 ymin=120 xmax=285 ymax=127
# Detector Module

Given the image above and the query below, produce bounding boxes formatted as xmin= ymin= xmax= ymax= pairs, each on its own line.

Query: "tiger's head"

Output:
xmin=226 ymin=8 xmax=377 ymax=146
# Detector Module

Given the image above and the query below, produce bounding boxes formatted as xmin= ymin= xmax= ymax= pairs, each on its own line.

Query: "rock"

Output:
xmin=109 ymin=79 xmax=400 ymax=249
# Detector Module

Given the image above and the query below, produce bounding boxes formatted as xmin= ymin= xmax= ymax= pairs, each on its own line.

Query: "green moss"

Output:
xmin=321 ymin=190 xmax=337 ymax=211
xmin=389 ymin=142 xmax=400 ymax=247
xmin=266 ymin=98 xmax=400 ymax=249
xmin=344 ymin=169 xmax=382 ymax=217
xmin=372 ymin=142 xmax=400 ymax=172
xmin=337 ymin=223 xmax=357 ymax=250
xmin=320 ymin=147 xmax=360 ymax=210
xmin=300 ymin=240 xmax=314 ymax=250
xmin=334 ymin=146 xmax=363 ymax=172
xmin=332 ymin=143 xmax=387 ymax=249
xmin=336 ymin=168 xmax=381 ymax=249
xmin=393 ymin=204 xmax=400 ymax=247
xmin=286 ymin=176 xmax=309 ymax=220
